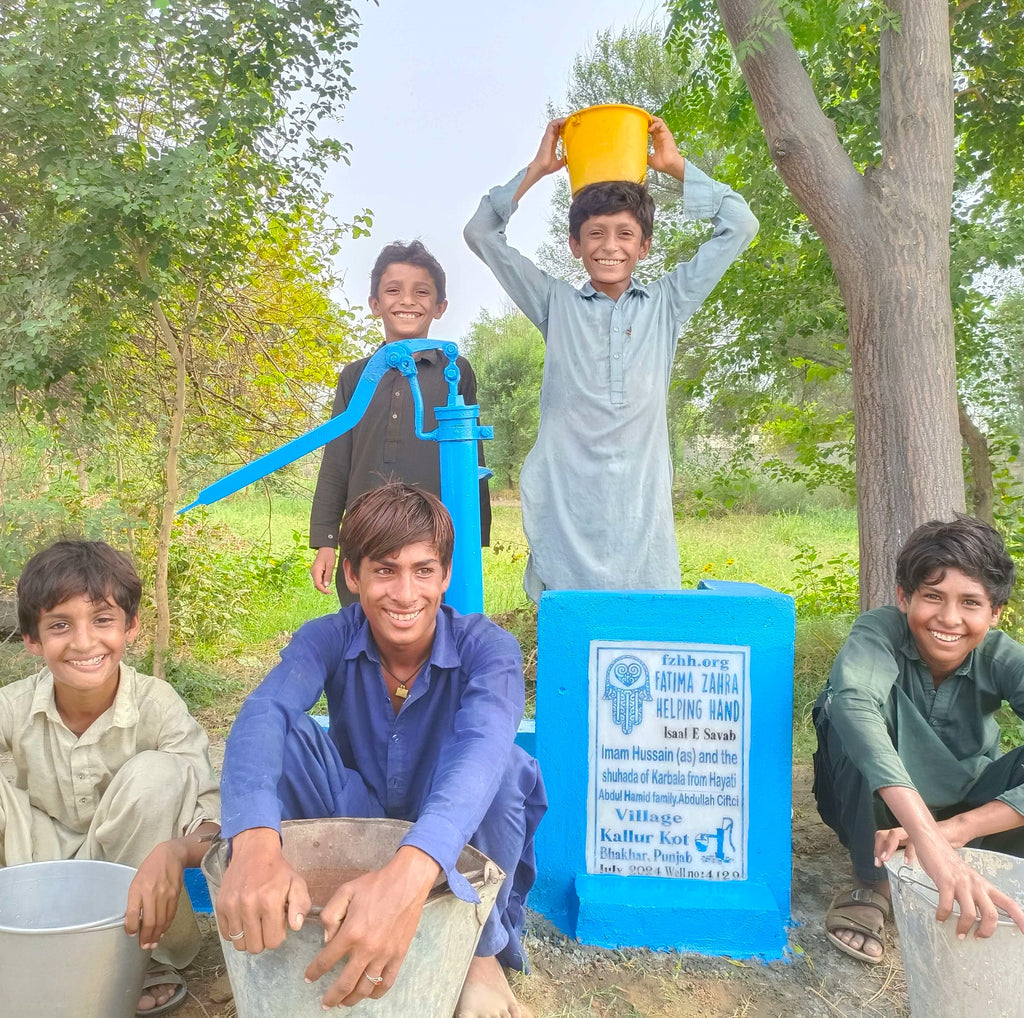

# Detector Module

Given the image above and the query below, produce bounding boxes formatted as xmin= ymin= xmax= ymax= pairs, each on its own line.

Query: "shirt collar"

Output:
xmin=29 ymin=663 xmax=141 ymax=731
xmin=342 ymin=602 xmax=462 ymax=671
xmin=578 ymin=277 xmax=649 ymax=299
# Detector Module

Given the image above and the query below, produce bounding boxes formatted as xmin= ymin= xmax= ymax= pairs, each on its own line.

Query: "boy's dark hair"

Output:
xmin=896 ymin=514 xmax=1016 ymax=608
xmin=341 ymin=482 xmax=455 ymax=573
xmin=369 ymin=240 xmax=446 ymax=302
xmin=17 ymin=540 xmax=142 ymax=639
xmin=568 ymin=181 xmax=655 ymax=241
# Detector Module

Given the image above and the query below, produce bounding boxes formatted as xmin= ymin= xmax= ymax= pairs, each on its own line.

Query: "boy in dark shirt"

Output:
xmin=309 ymin=240 xmax=491 ymax=604
xmin=813 ymin=515 xmax=1024 ymax=963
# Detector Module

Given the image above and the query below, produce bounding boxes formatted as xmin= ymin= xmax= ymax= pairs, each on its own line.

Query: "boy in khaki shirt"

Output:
xmin=1 ymin=541 xmax=220 ymax=1016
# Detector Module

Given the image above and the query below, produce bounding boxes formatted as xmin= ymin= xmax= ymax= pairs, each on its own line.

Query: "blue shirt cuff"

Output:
xmin=220 ymin=791 xmax=282 ymax=840
xmin=399 ymin=812 xmax=481 ymax=904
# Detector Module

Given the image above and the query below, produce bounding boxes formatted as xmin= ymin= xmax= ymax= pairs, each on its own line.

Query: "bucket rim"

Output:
xmin=562 ymin=103 xmax=653 ymax=127
xmin=202 ymin=817 xmax=505 ymax=918
xmin=884 ymin=853 xmax=1022 ymax=927
xmin=0 ymin=859 xmax=134 ymax=934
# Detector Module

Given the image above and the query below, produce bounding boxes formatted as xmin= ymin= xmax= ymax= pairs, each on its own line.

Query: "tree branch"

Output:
xmin=715 ymin=0 xmax=866 ymax=252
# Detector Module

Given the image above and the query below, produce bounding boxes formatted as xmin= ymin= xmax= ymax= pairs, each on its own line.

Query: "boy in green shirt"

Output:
xmin=813 ymin=515 xmax=1024 ymax=963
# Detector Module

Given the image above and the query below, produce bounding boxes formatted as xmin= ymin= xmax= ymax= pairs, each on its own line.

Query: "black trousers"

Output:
xmin=811 ymin=689 xmax=1024 ymax=884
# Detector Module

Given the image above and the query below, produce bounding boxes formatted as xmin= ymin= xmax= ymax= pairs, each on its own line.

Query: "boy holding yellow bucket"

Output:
xmin=465 ymin=108 xmax=758 ymax=599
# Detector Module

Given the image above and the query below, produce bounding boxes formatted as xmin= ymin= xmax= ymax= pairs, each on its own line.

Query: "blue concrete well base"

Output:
xmin=573 ymin=873 xmax=787 ymax=958
xmin=533 ymin=585 xmax=795 ymax=961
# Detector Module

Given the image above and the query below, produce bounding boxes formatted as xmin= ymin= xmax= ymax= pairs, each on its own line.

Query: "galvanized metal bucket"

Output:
xmin=203 ymin=817 xmax=505 ymax=1017
xmin=885 ymin=847 xmax=1024 ymax=1018
xmin=0 ymin=859 xmax=151 ymax=1018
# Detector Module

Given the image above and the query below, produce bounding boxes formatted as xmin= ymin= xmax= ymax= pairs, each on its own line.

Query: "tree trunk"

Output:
xmin=151 ymin=301 xmax=187 ymax=680
xmin=717 ymin=0 xmax=965 ymax=609
xmin=75 ymin=450 xmax=90 ymax=497
xmin=958 ymin=400 xmax=994 ymax=524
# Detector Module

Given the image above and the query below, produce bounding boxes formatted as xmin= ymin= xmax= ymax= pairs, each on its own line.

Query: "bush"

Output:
xmin=156 ymin=513 xmax=308 ymax=650
xmin=786 ymin=543 xmax=860 ymax=618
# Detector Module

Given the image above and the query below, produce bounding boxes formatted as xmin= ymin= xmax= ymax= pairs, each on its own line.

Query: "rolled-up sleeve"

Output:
xmin=464 ymin=170 xmax=557 ymax=333
xmin=654 ymin=161 xmax=759 ymax=327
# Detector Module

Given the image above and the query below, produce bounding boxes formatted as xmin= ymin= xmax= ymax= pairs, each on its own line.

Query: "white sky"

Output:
xmin=323 ymin=0 xmax=666 ymax=343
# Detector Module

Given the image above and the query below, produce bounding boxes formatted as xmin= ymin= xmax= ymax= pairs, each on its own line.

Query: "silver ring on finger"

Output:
xmin=365 ymin=973 xmax=384 ymax=986
xmin=228 ymin=930 xmax=245 ymax=941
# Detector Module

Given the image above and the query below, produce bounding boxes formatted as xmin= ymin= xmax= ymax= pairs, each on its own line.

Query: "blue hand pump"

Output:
xmin=179 ymin=341 xmax=492 ymax=615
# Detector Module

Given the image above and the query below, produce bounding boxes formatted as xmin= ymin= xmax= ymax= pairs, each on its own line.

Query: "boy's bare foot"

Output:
xmin=454 ymin=955 xmax=532 ymax=1018
xmin=825 ymin=878 xmax=891 ymax=963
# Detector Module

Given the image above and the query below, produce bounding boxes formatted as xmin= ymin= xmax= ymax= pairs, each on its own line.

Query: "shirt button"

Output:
xmin=613 ymin=353 xmax=620 ymax=359
xmin=392 ymin=413 xmax=398 ymax=419
xmin=394 ymin=391 xmax=401 ymax=397
xmin=391 ymin=733 xmax=399 ymax=742
xmin=80 ymin=797 xmax=88 ymax=804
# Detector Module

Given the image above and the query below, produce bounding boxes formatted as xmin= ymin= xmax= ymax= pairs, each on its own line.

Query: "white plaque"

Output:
xmin=586 ymin=640 xmax=750 ymax=880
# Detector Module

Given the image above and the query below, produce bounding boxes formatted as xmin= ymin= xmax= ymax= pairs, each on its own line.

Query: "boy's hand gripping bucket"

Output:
xmin=204 ymin=817 xmax=505 ymax=1016
xmin=560 ymin=104 xmax=653 ymax=195
xmin=884 ymin=847 xmax=1024 ymax=1017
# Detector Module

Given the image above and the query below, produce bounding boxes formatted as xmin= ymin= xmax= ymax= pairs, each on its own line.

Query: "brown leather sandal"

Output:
xmin=824 ymin=887 xmax=891 ymax=965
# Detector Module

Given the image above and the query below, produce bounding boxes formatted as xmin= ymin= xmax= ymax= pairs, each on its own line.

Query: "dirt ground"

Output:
xmin=170 ymin=762 xmax=911 ymax=1018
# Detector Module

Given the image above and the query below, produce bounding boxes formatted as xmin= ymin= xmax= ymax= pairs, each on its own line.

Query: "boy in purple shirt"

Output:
xmin=218 ymin=483 xmax=544 ymax=1016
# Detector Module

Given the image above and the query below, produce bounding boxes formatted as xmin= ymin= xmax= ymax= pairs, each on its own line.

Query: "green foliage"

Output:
xmin=465 ymin=311 xmax=545 ymax=491
xmin=673 ymin=446 xmax=852 ymax=518
xmin=996 ymin=703 xmax=1024 ymax=753
xmin=791 ymin=615 xmax=855 ymax=757
xmin=0 ymin=638 xmax=35 ymax=689
xmin=0 ymin=0 xmax=373 ymax=668
xmin=786 ymin=544 xmax=860 ymax=618
xmin=0 ymin=0 xmax=364 ymax=390
xmin=661 ymin=0 xmax=1024 ymax=488
xmin=159 ymin=513 xmax=308 ymax=649
xmin=0 ymin=422 xmax=143 ymax=583
xmin=154 ymin=653 xmax=245 ymax=716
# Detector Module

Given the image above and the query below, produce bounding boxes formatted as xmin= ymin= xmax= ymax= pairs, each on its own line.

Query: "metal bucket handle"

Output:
xmin=894 ymin=864 xmax=1019 ymax=926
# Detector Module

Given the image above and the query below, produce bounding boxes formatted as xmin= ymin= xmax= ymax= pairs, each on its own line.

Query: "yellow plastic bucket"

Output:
xmin=561 ymin=104 xmax=653 ymax=195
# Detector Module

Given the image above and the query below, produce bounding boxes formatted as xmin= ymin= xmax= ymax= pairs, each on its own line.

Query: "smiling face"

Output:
xmin=897 ymin=567 xmax=1002 ymax=682
xmin=23 ymin=593 xmax=139 ymax=710
xmin=368 ymin=262 xmax=447 ymax=343
xmin=343 ymin=540 xmax=451 ymax=661
xmin=568 ymin=211 xmax=651 ymax=301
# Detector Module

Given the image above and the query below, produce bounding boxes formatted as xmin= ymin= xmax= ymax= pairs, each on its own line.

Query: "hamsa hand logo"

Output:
xmin=603 ymin=654 xmax=652 ymax=735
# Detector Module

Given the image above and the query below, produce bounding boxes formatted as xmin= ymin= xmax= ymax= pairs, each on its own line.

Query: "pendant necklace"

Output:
xmin=381 ymin=655 xmax=429 ymax=700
